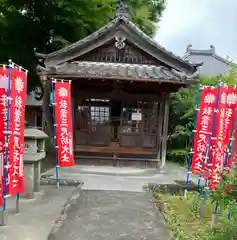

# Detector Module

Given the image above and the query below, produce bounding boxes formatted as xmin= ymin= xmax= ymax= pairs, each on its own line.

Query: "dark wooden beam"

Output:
xmin=73 ymin=90 xmax=165 ymax=103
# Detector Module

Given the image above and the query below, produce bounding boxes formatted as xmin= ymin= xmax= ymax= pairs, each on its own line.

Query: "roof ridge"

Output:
xmin=185 ymin=44 xmax=237 ymax=67
xmin=126 ymin=21 xmax=200 ymax=68
xmin=36 ymin=18 xmax=122 ymax=59
xmin=115 ymin=0 xmax=131 ymax=20
xmin=35 ymin=16 xmax=200 ymax=71
xmin=212 ymin=53 xmax=237 ymax=67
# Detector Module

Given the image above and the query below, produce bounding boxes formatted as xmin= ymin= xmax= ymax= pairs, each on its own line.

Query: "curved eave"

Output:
xmin=125 ymin=20 xmax=202 ymax=72
xmin=36 ymin=62 xmax=199 ymax=86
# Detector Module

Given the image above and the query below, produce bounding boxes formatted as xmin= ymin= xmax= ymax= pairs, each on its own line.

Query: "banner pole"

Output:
xmin=206 ymin=83 xmax=221 ymax=216
xmin=211 ymin=200 xmax=218 ymax=228
xmin=221 ymin=103 xmax=237 ymax=220
xmin=206 ymin=81 xmax=221 ymax=223
xmin=1 ymin=60 xmax=12 ymax=225
xmin=191 ymin=86 xmax=211 ymax=210
xmin=192 ymin=83 xmax=221 ymax=213
xmin=202 ymin=83 xmax=221 ymax=218
xmin=184 ymin=87 xmax=201 ymax=199
xmin=16 ymin=64 xmax=22 ymax=214
xmin=51 ymin=79 xmax=59 ymax=188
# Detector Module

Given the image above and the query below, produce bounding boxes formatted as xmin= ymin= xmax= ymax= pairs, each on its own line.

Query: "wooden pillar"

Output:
xmin=156 ymin=101 xmax=164 ymax=167
xmin=71 ymin=94 xmax=75 ymax=148
xmin=71 ymin=95 xmax=75 ymax=128
xmin=39 ymin=75 xmax=53 ymax=135
xmin=160 ymin=97 xmax=170 ymax=168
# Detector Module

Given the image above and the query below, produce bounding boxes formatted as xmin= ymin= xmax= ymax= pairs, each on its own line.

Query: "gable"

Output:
xmin=37 ymin=16 xmax=199 ymax=74
xmin=71 ymin=40 xmax=169 ymax=67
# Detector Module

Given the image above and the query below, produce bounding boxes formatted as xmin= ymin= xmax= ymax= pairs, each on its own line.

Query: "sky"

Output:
xmin=155 ymin=0 xmax=237 ymax=62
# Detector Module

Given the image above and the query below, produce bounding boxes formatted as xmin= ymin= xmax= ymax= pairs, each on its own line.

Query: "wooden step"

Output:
xmin=75 ymin=145 xmax=155 ymax=155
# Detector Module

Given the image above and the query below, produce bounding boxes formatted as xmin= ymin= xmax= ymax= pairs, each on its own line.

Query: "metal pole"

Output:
xmin=184 ymin=87 xmax=201 ymax=199
xmin=200 ymin=82 xmax=221 ymax=216
xmin=51 ymin=79 xmax=59 ymax=188
xmin=1 ymin=60 xmax=12 ymax=225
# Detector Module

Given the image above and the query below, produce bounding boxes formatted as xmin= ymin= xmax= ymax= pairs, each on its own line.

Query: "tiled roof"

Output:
xmin=35 ymin=16 xmax=200 ymax=71
xmin=37 ymin=61 xmax=198 ymax=84
xmin=184 ymin=45 xmax=237 ymax=76
xmin=184 ymin=44 xmax=237 ymax=66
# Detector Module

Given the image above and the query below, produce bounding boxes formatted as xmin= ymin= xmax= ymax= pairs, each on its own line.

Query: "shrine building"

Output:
xmin=35 ymin=2 xmax=201 ymax=168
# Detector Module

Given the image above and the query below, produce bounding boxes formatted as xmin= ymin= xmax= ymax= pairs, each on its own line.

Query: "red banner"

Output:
xmin=231 ymin=126 xmax=237 ymax=167
xmin=8 ymin=67 xmax=27 ymax=195
xmin=191 ymin=87 xmax=217 ymax=174
xmin=54 ymin=80 xmax=74 ymax=167
xmin=208 ymin=85 xmax=228 ymax=188
xmin=209 ymin=86 xmax=237 ymax=189
xmin=0 ymin=65 xmax=8 ymax=205
xmin=0 ymin=65 xmax=27 ymax=202
xmin=225 ymin=87 xmax=237 ymax=169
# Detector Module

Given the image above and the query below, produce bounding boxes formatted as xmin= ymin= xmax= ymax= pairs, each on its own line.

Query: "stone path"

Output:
xmin=49 ymin=190 xmax=169 ymax=240
xmin=46 ymin=162 xmax=188 ymax=240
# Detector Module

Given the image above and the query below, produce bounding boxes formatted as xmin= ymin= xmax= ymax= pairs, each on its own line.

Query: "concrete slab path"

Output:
xmin=44 ymin=162 xmax=188 ymax=192
xmin=0 ymin=186 xmax=76 ymax=240
xmin=46 ymin=162 xmax=189 ymax=240
xmin=49 ymin=190 xmax=169 ymax=240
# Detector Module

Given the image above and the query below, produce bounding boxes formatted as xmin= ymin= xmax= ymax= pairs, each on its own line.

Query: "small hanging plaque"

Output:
xmin=131 ymin=112 xmax=142 ymax=121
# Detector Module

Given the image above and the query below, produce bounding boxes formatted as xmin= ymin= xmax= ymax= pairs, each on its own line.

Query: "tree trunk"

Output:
xmin=41 ymin=76 xmax=53 ymax=137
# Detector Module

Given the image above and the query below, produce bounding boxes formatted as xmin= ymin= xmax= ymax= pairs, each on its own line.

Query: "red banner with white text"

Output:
xmin=54 ymin=80 xmax=74 ymax=167
xmin=209 ymin=86 xmax=237 ymax=189
xmin=225 ymin=87 xmax=237 ymax=169
xmin=8 ymin=67 xmax=27 ymax=195
xmin=230 ymin=127 xmax=237 ymax=167
xmin=191 ymin=87 xmax=218 ymax=174
xmin=208 ymin=85 xmax=228 ymax=188
xmin=0 ymin=64 xmax=27 ymax=203
xmin=0 ymin=65 xmax=8 ymax=205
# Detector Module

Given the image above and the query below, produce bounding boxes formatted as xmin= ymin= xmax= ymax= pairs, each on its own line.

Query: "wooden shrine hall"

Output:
xmin=35 ymin=2 xmax=201 ymax=168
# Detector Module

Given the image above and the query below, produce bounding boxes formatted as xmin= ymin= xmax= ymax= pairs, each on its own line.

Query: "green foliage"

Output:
xmin=168 ymin=67 xmax=237 ymax=165
xmin=167 ymin=65 xmax=237 ymax=238
xmin=210 ymin=169 xmax=237 ymax=203
xmin=0 ymin=0 xmax=166 ymax=89
xmin=154 ymin=191 xmax=229 ymax=240
xmin=207 ymin=199 xmax=237 ymax=240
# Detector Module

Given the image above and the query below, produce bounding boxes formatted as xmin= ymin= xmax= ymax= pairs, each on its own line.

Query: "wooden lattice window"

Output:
xmin=90 ymin=106 xmax=110 ymax=124
xmin=121 ymin=102 xmax=143 ymax=133
xmin=120 ymin=101 xmax=159 ymax=134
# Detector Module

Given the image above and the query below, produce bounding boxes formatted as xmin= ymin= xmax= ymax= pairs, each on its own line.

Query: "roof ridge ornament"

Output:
xmin=186 ymin=44 xmax=192 ymax=53
xmin=115 ymin=0 xmax=131 ymax=20
xmin=210 ymin=45 xmax=215 ymax=54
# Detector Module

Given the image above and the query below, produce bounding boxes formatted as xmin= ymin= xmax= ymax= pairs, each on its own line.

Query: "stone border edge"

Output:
xmin=143 ymin=183 xmax=167 ymax=221
xmin=47 ymin=180 xmax=84 ymax=239
xmin=40 ymin=175 xmax=84 ymax=187
xmin=144 ymin=183 xmax=172 ymax=239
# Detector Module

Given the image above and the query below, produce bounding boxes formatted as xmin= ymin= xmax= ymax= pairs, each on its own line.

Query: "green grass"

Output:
xmin=154 ymin=191 xmax=230 ymax=240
